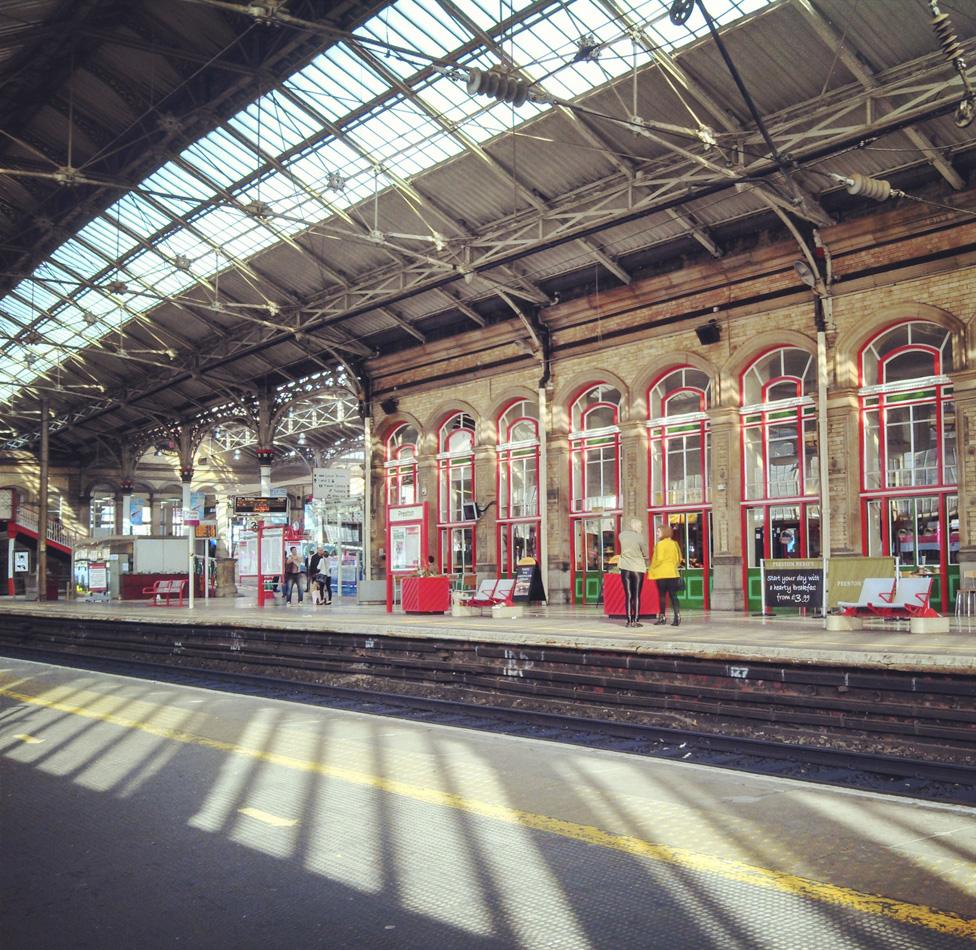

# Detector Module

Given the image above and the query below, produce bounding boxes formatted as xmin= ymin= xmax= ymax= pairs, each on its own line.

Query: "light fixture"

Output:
xmin=793 ymin=260 xmax=817 ymax=288
xmin=233 ymin=449 xmax=241 ymax=460
xmin=298 ymin=433 xmax=306 ymax=445
xmin=695 ymin=319 xmax=721 ymax=345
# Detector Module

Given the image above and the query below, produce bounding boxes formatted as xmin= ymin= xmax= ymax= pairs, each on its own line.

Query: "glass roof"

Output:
xmin=0 ymin=0 xmax=770 ymax=405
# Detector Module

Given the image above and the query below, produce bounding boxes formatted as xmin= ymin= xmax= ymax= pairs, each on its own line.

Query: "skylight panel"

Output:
xmin=312 ymin=45 xmax=390 ymax=110
xmin=50 ymin=239 xmax=106 ymax=282
xmin=76 ymin=216 xmax=140 ymax=263
xmin=355 ymin=0 xmax=471 ymax=80
xmin=230 ymin=88 xmax=321 ymax=157
xmin=183 ymin=127 xmax=256 ymax=190
xmin=462 ymin=0 xmax=540 ymax=32
xmin=110 ymin=194 xmax=173 ymax=236
xmin=142 ymin=162 xmax=213 ymax=215
xmin=11 ymin=279 xmax=59 ymax=315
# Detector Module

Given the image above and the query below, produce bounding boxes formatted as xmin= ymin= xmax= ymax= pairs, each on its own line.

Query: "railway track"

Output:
xmin=2 ymin=643 xmax=974 ymax=806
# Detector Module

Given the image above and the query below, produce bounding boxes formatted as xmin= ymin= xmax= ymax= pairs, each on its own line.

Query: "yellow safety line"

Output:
xmin=238 ymin=807 xmax=298 ymax=828
xmin=2 ymin=683 xmax=974 ymax=940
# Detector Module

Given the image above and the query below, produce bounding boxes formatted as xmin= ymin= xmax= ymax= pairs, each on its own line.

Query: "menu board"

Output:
xmin=763 ymin=558 xmax=823 ymax=608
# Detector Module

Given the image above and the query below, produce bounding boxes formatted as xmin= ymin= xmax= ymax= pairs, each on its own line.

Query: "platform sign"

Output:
xmin=313 ymin=467 xmax=350 ymax=502
xmin=234 ymin=496 xmax=288 ymax=514
xmin=762 ymin=558 xmax=823 ymax=609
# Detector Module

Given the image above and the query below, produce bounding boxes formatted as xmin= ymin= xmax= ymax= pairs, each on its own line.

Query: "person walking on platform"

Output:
xmin=616 ymin=518 xmax=647 ymax=628
xmin=648 ymin=523 xmax=683 ymax=626
xmin=283 ymin=546 xmax=304 ymax=605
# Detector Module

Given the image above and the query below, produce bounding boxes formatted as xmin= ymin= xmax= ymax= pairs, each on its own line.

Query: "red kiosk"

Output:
xmin=602 ymin=572 xmax=660 ymax=620
xmin=386 ymin=502 xmax=449 ymax=614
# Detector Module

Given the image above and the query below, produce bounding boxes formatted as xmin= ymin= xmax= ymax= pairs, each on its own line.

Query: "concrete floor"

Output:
xmin=1 ymin=594 xmax=974 ymax=672
xmin=1 ymin=656 xmax=974 ymax=949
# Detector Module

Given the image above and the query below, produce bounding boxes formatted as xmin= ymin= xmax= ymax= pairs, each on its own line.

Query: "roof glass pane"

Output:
xmin=2 ymin=0 xmax=776 ymax=407
xmin=182 ymin=126 xmax=256 ymax=189
xmin=230 ymin=87 xmax=321 ymax=156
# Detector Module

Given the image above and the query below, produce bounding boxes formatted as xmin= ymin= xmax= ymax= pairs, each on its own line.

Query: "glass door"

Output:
xmin=572 ymin=516 xmax=616 ymax=604
xmin=652 ymin=511 xmax=711 ymax=609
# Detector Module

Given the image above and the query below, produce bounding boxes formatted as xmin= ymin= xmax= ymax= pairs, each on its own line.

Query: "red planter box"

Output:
xmin=602 ymin=572 xmax=660 ymax=619
xmin=401 ymin=575 xmax=451 ymax=614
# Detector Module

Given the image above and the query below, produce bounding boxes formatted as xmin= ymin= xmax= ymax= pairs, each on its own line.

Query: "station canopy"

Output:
xmin=1 ymin=0 xmax=974 ymax=456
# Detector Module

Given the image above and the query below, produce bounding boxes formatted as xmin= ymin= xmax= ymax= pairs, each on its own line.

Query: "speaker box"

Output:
xmin=380 ymin=397 xmax=399 ymax=415
xmin=695 ymin=320 xmax=721 ymax=345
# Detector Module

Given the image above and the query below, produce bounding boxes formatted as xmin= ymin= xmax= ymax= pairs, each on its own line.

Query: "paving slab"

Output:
xmin=1 ymin=597 xmax=974 ymax=674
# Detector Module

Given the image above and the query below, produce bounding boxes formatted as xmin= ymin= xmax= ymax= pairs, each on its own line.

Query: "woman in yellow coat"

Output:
xmin=647 ymin=523 xmax=683 ymax=626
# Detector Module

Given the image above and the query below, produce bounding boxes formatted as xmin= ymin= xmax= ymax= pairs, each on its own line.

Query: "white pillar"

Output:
xmin=363 ymin=416 xmax=372 ymax=580
xmin=260 ymin=465 xmax=271 ymax=496
xmin=121 ymin=493 xmax=132 ymax=536
xmin=181 ymin=482 xmax=191 ymax=538
xmin=7 ymin=536 xmax=14 ymax=596
xmin=538 ymin=385 xmax=550 ymax=598
xmin=817 ymin=322 xmax=831 ymax=624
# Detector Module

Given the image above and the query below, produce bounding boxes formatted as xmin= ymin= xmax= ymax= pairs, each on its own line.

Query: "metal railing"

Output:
xmin=13 ymin=502 xmax=79 ymax=549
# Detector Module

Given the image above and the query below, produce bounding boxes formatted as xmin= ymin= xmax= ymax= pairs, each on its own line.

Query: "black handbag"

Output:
xmin=674 ymin=575 xmax=686 ymax=593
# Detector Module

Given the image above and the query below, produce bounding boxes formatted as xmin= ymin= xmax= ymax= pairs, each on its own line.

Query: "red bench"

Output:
xmin=143 ymin=578 xmax=187 ymax=607
xmin=456 ymin=578 xmax=518 ymax=616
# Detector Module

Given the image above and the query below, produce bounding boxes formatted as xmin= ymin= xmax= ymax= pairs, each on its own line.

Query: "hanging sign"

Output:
xmin=184 ymin=491 xmax=206 ymax=526
xmin=313 ymin=468 xmax=350 ymax=502
xmin=763 ymin=558 xmax=823 ymax=608
xmin=234 ymin=496 xmax=288 ymax=514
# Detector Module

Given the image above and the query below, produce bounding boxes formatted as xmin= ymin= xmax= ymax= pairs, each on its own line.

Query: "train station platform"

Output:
xmin=0 ymin=595 xmax=972 ymax=673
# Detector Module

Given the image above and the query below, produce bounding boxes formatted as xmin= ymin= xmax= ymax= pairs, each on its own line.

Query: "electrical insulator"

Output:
xmin=466 ymin=67 xmax=532 ymax=107
xmin=929 ymin=1 xmax=975 ymax=128
xmin=931 ymin=9 xmax=964 ymax=63
xmin=845 ymin=173 xmax=892 ymax=202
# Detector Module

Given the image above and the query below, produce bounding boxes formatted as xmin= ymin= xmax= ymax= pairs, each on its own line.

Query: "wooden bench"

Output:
xmin=142 ymin=579 xmax=187 ymax=607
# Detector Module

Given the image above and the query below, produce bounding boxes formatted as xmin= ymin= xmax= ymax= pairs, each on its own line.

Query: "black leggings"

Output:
xmin=656 ymin=578 xmax=681 ymax=616
xmin=620 ymin=569 xmax=644 ymax=623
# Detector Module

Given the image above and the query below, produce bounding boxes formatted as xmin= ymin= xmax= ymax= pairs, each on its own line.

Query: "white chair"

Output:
xmin=837 ymin=578 xmax=896 ymax=611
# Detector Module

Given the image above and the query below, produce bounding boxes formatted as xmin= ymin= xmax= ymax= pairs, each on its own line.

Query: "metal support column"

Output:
xmin=37 ymin=398 xmax=49 ymax=601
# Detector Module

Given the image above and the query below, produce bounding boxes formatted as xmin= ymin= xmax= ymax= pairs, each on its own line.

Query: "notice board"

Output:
xmin=763 ymin=558 xmax=823 ymax=609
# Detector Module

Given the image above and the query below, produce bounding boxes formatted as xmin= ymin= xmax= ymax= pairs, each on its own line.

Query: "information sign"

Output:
xmin=234 ymin=496 xmax=288 ymax=514
xmin=89 ymin=562 xmax=109 ymax=593
xmin=763 ymin=558 xmax=823 ymax=608
xmin=312 ymin=467 xmax=350 ymax=502
xmin=14 ymin=551 xmax=29 ymax=573
xmin=0 ymin=488 xmax=13 ymax=520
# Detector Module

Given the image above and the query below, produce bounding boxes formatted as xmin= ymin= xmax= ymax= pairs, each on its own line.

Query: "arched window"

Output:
xmin=569 ymin=384 xmax=621 ymax=604
xmin=496 ymin=399 xmax=540 ymax=574
xmin=859 ymin=321 xmax=957 ymax=609
xmin=740 ymin=347 xmax=821 ymax=609
xmin=437 ymin=412 xmax=476 ymax=576
xmin=648 ymin=367 xmax=712 ymax=608
xmin=385 ymin=423 xmax=419 ymax=507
